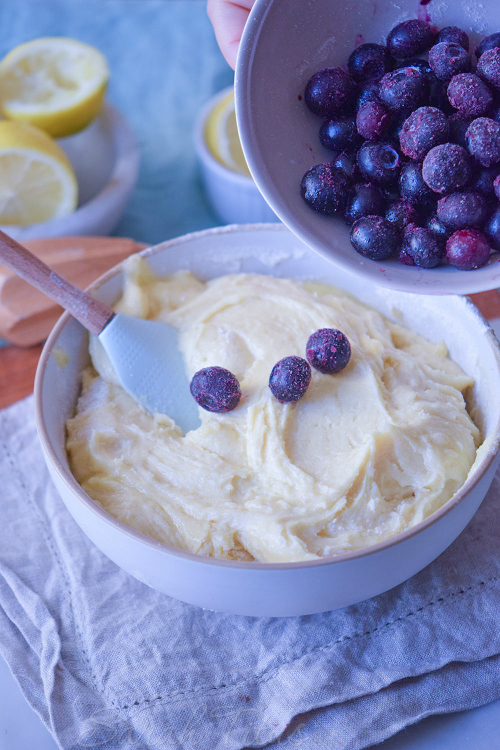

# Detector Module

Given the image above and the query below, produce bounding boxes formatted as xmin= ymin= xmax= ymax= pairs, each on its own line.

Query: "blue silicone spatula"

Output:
xmin=0 ymin=229 xmax=201 ymax=434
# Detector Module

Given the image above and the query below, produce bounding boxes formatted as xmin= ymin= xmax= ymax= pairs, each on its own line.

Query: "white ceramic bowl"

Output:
xmin=1 ymin=103 xmax=139 ymax=240
xmin=195 ymin=86 xmax=278 ymax=224
xmin=235 ymin=0 xmax=500 ymax=295
xmin=35 ymin=224 xmax=500 ymax=617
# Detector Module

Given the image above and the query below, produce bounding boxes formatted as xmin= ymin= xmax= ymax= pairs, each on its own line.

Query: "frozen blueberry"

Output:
xmin=305 ymin=68 xmax=357 ymax=118
xmin=426 ymin=214 xmax=452 ymax=241
xmin=429 ymin=80 xmax=455 ymax=115
xmin=472 ymin=166 xmax=500 ymax=196
xmin=447 ymin=74 xmax=493 ymax=116
xmin=348 ymin=43 xmax=392 ymax=82
xmin=387 ymin=20 xmax=435 ymax=59
xmin=422 ymin=143 xmax=472 ymax=194
xmin=397 ymin=58 xmax=434 ymax=82
xmin=332 ymin=150 xmax=360 ymax=179
xmin=399 ymin=162 xmax=437 ymax=213
xmin=401 ymin=225 xmax=445 ymax=268
xmin=269 ymin=356 xmax=311 ymax=403
xmin=428 ymin=42 xmax=471 ymax=82
xmin=357 ymin=141 xmax=401 ymax=185
xmin=306 ymin=329 xmax=351 ymax=374
xmin=300 ymin=164 xmax=350 ymax=214
xmin=399 ymin=106 xmax=449 ymax=160
xmin=385 ymin=199 xmax=419 ymax=230
xmin=477 ymin=47 xmax=500 ymax=91
xmin=356 ymin=101 xmax=391 ymax=141
xmin=383 ymin=185 xmax=401 ymax=203
xmin=344 ymin=182 xmax=386 ymax=225
xmin=446 ymin=229 xmax=491 ymax=269
xmin=485 ymin=205 xmax=500 ymax=249
xmin=356 ymin=81 xmax=381 ymax=111
xmin=190 ymin=367 xmax=241 ymax=413
xmin=388 ymin=115 xmax=408 ymax=143
xmin=466 ymin=117 xmax=500 ymax=167
xmin=379 ymin=68 xmax=428 ymax=113
xmin=437 ymin=191 xmax=488 ymax=230
xmin=494 ymin=174 xmax=500 ymax=200
xmin=350 ymin=215 xmax=400 ymax=260
xmin=319 ymin=117 xmax=360 ymax=151
xmin=399 ymin=246 xmax=416 ymax=265
xmin=475 ymin=32 xmax=500 ymax=60
xmin=438 ymin=26 xmax=470 ymax=51
xmin=449 ymin=113 xmax=474 ymax=147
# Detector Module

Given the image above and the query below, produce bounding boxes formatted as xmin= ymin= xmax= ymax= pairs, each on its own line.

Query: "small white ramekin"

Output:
xmin=0 ymin=103 xmax=139 ymax=240
xmin=194 ymin=86 xmax=279 ymax=225
xmin=34 ymin=224 xmax=500 ymax=617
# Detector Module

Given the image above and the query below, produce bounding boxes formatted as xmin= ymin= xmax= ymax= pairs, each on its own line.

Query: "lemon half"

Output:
xmin=0 ymin=37 xmax=109 ymax=138
xmin=0 ymin=121 xmax=78 ymax=225
xmin=205 ymin=90 xmax=251 ymax=177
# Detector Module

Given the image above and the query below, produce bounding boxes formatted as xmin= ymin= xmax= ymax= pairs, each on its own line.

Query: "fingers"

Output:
xmin=207 ymin=0 xmax=254 ymax=69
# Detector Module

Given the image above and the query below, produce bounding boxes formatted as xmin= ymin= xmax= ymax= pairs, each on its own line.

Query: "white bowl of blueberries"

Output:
xmin=236 ymin=0 xmax=500 ymax=294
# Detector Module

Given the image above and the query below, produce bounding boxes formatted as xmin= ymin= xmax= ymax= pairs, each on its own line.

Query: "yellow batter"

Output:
xmin=66 ymin=256 xmax=480 ymax=563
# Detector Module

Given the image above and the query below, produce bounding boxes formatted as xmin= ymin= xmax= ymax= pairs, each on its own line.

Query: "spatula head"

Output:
xmin=98 ymin=313 xmax=201 ymax=434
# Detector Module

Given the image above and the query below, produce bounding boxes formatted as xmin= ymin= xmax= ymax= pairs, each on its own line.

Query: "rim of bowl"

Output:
xmin=35 ymin=223 xmax=500 ymax=570
xmin=234 ymin=0 xmax=500 ymax=296
xmin=194 ymin=85 xmax=255 ymax=187
xmin=0 ymin=102 xmax=139 ymax=236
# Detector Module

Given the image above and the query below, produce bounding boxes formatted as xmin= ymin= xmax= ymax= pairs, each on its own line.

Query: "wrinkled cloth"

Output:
xmin=1 ymin=396 xmax=500 ymax=750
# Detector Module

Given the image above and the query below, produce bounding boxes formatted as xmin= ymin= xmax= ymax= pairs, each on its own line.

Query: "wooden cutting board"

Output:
xmin=0 ymin=236 xmax=145 ymax=347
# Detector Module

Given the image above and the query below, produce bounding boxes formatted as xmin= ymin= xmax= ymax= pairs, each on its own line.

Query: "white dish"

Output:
xmin=194 ymin=86 xmax=278 ymax=225
xmin=1 ymin=103 xmax=139 ymax=240
xmin=235 ymin=0 xmax=500 ymax=295
xmin=35 ymin=224 xmax=500 ymax=616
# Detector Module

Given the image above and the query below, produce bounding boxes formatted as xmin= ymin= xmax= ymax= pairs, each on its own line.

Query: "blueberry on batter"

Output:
xmin=269 ymin=356 xmax=311 ymax=403
xmin=190 ymin=367 xmax=241 ymax=413
xmin=306 ymin=329 xmax=351 ymax=374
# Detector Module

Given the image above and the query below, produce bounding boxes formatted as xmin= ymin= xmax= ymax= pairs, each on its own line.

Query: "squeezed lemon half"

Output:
xmin=0 ymin=121 xmax=78 ymax=225
xmin=0 ymin=37 xmax=109 ymax=138
xmin=205 ymin=90 xmax=251 ymax=177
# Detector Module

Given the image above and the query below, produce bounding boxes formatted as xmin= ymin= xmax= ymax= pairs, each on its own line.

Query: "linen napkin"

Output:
xmin=1 ymin=396 xmax=500 ymax=750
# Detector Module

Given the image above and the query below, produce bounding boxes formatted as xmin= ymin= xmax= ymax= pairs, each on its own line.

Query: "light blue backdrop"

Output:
xmin=0 ymin=0 xmax=233 ymax=346
xmin=0 ymin=0 xmax=234 ymax=243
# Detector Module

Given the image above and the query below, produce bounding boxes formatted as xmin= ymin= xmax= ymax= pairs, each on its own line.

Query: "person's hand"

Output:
xmin=207 ymin=0 xmax=255 ymax=70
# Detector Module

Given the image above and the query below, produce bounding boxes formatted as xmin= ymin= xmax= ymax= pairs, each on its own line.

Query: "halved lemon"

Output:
xmin=0 ymin=37 xmax=109 ymax=138
xmin=0 ymin=121 xmax=78 ymax=225
xmin=205 ymin=90 xmax=251 ymax=177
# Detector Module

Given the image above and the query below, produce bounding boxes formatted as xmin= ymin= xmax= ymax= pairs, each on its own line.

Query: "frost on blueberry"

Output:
xmin=305 ymin=68 xmax=357 ymax=118
xmin=399 ymin=107 xmax=449 ymax=161
xmin=387 ymin=20 xmax=435 ymax=59
xmin=422 ymin=143 xmax=472 ymax=194
xmin=306 ymin=329 xmax=351 ymax=374
xmin=269 ymin=356 xmax=311 ymax=403
xmin=300 ymin=164 xmax=350 ymax=214
xmin=190 ymin=367 xmax=241 ymax=413
xmin=446 ymin=229 xmax=491 ymax=270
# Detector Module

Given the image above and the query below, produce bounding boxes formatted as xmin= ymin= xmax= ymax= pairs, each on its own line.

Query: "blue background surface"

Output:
xmin=0 ymin=1 xmax=499 ymax=747
xmin=0 ymin=0 xmax=232 ymax=247
xmin=0 ymin=0 xmax=232 ymax=349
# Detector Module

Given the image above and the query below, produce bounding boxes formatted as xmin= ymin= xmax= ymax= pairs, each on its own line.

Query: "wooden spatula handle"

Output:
xmin=0 ymin=229 xmax=115 ymax=335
